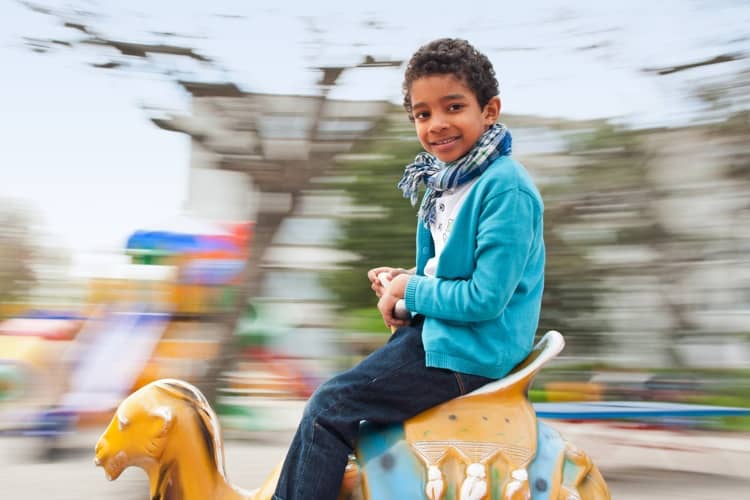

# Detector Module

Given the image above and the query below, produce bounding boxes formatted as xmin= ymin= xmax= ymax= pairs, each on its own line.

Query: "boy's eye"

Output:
xmin=414 ymin=111 xmax=430 ymax=120
xmin=448 ymin=103 xmax=465 ymax=112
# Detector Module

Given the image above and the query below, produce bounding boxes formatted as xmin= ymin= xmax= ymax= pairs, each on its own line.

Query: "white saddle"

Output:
xmin=466 ymin=330 xmax=565 ymax=397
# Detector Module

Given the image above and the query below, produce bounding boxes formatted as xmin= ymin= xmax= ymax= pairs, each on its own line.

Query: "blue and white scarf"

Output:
xmin=398 ymin=123 xmax=512 ymax=227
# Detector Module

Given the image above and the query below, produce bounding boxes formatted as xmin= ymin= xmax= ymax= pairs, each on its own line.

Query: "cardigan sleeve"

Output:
xmin=404 ymin=188 xmax=537 ymax=322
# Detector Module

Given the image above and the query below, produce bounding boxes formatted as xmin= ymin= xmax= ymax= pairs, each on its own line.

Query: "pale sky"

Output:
xmin=1 ymin=0 xmax=748 ymax=261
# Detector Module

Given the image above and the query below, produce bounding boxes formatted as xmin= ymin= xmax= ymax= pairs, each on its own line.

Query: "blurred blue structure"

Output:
xmin=535 ymin=401 xmax=750 ymax=420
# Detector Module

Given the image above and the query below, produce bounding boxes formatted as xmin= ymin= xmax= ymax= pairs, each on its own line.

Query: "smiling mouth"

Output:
xmin=431 ymin=136 xmax=459 ymax=146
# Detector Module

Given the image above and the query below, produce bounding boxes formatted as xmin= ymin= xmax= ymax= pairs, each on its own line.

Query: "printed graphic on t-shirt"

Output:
xmin=430 ymin=180 xmax=477 ymax=263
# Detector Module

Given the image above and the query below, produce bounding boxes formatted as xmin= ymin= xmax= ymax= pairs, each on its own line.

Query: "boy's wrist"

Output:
xmin=404 ymin=275 xmax=420 ymax=313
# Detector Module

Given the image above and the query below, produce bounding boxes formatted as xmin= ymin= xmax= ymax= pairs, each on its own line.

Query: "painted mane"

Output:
xmin=149 ymin=379 xmax=228 ymax=479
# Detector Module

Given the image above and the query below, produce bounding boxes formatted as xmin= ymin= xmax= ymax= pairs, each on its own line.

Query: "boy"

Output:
xmin=273 ymin=38 xmax=545 ymax=500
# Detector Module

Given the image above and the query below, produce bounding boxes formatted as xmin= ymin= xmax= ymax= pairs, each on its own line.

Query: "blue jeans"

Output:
xmin=272 ymin=318 xmax=495 ymax=500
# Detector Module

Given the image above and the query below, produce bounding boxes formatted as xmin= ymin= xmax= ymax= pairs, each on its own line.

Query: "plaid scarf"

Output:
xmin=398 ymin=123 xmax=512 ymax=227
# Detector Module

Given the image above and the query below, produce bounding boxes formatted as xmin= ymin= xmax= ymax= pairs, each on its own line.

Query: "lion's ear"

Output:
xmin=149 ymin=406 xmax=174 ymax=436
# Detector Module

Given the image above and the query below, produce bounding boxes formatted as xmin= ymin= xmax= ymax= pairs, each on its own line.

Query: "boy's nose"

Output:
xmin=429 ymin=119 xmax=449 ymax=133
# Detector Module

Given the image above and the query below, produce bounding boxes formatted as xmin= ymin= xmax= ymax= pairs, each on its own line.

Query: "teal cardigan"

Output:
xmin=404 ymin=155 xmax=545 ymax=379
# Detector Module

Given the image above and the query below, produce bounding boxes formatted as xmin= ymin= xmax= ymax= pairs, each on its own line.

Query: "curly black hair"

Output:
xmin=402 ymin=38 xmax=499 ymax=120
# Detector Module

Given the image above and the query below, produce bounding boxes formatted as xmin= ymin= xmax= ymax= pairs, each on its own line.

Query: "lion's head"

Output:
xmin=94 ymin=379 xmax=225 ymax=482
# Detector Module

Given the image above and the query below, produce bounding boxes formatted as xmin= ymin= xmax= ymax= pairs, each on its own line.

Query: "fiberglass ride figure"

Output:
xmin=94 ymin=329 xmax=610 ymax=499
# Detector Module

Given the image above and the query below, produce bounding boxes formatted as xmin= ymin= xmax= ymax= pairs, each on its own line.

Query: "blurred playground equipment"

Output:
xmin=216 ymin=342 xmax=317 ymax=434
xmin=0 ymin=216 xmax=292 ymax=450
xmin=0 ymin=215 xmax=327 ymax=455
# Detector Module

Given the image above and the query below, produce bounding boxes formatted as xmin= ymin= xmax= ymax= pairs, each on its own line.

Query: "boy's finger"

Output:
xmin=380 ymin=309 xmax=391 ymax=327
xmin=377 ymin=272 xmax=391 ymax=287
xmin=381 ymin=308 xmax=391 ymax=324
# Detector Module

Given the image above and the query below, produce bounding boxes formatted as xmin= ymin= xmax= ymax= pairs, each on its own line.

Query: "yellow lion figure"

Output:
xmin=94 ymin=378 xmax=279 ymax=500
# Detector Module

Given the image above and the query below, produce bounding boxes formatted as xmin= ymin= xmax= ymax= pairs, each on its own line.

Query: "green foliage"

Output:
xmin=684 ymin=394 xmax=750 ymax=431
xmin=0 ymin=201 xmax=38 ymax=312
xmin=323 ymin=115 xmax=423 ymax=318
xmin=535 ymin=124 xmax=653 ymax=351
xmin=342 ymin=307 xmax=392 ymax=333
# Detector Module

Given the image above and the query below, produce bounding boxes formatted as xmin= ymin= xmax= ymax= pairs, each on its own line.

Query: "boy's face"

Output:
xmin=409 ymin=74 xmax=500 ymax=163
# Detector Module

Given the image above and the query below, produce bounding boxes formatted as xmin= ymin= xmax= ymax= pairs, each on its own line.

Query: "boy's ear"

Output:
xmin=483 ymin=96 xmax=501 ymax=125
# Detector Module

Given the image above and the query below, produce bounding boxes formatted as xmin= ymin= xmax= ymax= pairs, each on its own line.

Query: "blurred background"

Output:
xmin=1 ymin=0 xmax=749 ymax=498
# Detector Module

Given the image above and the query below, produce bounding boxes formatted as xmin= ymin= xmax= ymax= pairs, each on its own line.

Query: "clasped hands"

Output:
xmin=367 ymin=267 xmax=412 ymax=329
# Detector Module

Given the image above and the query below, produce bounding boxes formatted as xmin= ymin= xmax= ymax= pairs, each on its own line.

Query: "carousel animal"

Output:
xmin=93 ymin=378 xmax=275 ymax=500
xmin=95 ymin=332 xmax=610 ymax=499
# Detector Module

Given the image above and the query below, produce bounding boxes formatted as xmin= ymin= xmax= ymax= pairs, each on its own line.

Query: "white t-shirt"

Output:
xmin=424 ymin=178 xmax=479 ymax=277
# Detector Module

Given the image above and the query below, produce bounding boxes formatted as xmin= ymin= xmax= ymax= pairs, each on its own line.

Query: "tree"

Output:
xmin=0 ymin=201 xmax=38 ymax=313
xmin=323 ymin=113 xmax=422 ymax=324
